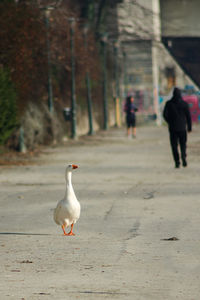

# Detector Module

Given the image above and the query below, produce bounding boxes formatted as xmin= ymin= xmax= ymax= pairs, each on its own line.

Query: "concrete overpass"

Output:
xmin=105 ymin=0 xmax=199 ymax=121
xmin=160 ymin=0 xmax=200 ymax=88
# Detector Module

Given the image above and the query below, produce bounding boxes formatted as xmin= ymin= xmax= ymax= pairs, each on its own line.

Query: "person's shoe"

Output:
xmin=182 ymin=159 xmax=187 ymax=167
xmin=175 ymin=162 xmax=180 ymax=168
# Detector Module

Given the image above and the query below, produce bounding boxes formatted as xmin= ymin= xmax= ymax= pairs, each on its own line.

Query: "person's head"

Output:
xmin=173 ymin=87 xmax=182 ymax=100
xmin=126 ymin=95 xmax=134 ymax=104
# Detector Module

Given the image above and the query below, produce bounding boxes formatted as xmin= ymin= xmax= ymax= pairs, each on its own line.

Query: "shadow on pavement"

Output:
xmin=0 ymin=232 xmax=51 ymax=236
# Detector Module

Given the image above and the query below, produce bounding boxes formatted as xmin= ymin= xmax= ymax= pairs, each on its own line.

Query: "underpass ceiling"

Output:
xmin=162 ymin=37 xmax=200 ymax=88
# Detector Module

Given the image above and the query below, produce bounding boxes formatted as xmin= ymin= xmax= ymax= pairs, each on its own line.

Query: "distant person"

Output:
xmin=124 ymin=95 xmax=138 ymax=138
xmin=163 ymin=87 xmax=192 ymax=168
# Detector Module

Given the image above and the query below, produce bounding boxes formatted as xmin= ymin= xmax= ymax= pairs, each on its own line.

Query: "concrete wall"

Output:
xmin=158 ymin=43 xmax=197 ymax=92
xmin=117 ymin=0 xmax=154 ymax=41
xmin=160 ymin=0 xmax=200 ymax=37
xmin=122 ymin=40 xmax=153 ymax=90
xmin=104 ymin=0 xmax=198 ymax=118
xmin=17 ymin=98 xmax=116 ymax=150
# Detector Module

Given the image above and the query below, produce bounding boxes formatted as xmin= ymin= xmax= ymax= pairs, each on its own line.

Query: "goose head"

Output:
xmin=65 ymin=164 xmax=78 ymax=179
xmin=66 ymin=164 xmax=78 ymax=172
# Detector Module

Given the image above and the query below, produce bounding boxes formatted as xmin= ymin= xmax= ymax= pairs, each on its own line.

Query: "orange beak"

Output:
xmin=72 ymin=164 xmax=78 ymax=169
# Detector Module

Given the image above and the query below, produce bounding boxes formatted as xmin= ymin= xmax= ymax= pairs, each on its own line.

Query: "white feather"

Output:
xmin=54 ymin=164 xmax=80 ymax=230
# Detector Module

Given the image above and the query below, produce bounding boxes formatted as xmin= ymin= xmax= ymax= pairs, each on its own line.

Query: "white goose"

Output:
xmin=54 ymin=164 xmax=80 ymax=236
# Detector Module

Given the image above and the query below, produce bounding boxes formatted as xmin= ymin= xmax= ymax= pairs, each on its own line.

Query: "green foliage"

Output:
xmin=81 ymin=0 xmax=96 ymax=23
xmin=0 ymin=0 xmax=15 ymax=3
xmin=0 ymin=68 xmax=18 ymax=145
xmin=81 ymin=0 xmax=108 ymax=34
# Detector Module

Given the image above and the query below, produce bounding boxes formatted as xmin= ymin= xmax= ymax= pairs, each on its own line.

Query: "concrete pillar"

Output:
xmin=152 ymin=0 xmax=162 ymax=125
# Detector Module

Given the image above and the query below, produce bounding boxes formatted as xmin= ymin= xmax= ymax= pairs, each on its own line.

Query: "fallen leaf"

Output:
xmin=161 ymin=237 xmax=179 ymax=241
xmin=20 ymin=260 xmax=33 ymax=264
xmin=34 ymin=293 xmax=51 ymax=295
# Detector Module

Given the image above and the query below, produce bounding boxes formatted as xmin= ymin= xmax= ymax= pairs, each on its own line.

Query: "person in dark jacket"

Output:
xmin=124 ymin=95 xmax=138 ymax=138
xmin=163 ymin=87 xmax=192 ymax=168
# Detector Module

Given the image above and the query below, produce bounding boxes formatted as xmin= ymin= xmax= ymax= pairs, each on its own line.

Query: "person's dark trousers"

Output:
xmin=169 ymin=130 xmax=187 ymax=167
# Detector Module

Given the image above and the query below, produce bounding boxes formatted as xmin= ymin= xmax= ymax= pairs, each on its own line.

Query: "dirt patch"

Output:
xmin=0 ymin=149 xmax=41 ymax=166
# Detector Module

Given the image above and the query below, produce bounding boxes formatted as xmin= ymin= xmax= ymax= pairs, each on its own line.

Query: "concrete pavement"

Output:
xmin=0 ymin=125 xmax=200 ymax=299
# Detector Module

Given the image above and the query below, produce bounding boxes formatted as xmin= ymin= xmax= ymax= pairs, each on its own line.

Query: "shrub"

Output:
xmin=0 ymin=68 xmax=18 ymax=145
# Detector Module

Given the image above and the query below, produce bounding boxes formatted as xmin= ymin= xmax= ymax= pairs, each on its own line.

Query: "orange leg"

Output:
xmin=62 ymin=224 xmax=67 ymax=235
xmin=67 ymin=223 xmax=75 ymax=236
xmin=61 ymin=223 xmax=75 ymax=236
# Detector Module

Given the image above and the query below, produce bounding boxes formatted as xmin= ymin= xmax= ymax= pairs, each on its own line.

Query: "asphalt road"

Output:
xmin=0 ymin=124 xmax=200 ymax=300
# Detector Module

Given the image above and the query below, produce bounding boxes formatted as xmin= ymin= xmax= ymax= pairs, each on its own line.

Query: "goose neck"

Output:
xmin=65 ymin=171 xmax=72 ymax=187
xmin=65 ymin=171 xmax=75 ymax=200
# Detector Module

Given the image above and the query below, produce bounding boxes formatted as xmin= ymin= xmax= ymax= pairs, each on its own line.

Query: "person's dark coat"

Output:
xmin=124 ymin=97 xmax=138 ymax=117
xmin=163 ymin=88 xmax=192 ymax=132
